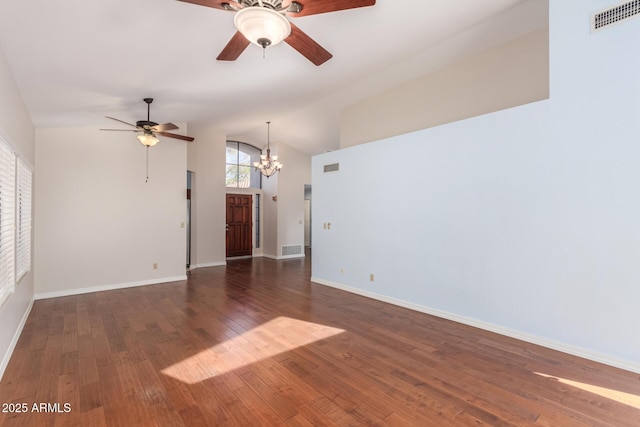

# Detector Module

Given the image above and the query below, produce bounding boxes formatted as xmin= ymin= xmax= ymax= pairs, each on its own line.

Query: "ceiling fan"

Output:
xmin=100 ymin=98 xmax=195 ymax=146
xmin=177 ymin=0 xmax=376 ymax=66
xmin=101 ymin=98 xmax=195 ymax=182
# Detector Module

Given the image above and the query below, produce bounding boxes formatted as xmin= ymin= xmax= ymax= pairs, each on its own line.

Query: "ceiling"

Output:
xmin=0 ymin=0 xmax=547 ymax=155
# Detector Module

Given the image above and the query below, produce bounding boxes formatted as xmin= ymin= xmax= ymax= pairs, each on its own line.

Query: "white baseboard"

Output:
xmin=310 ymin=277 xmax=640 ymax=375
xmin=279 ymin=254 xmax=305 ymax=260
xmin=193 ymin=261 xmax=226 ymax=268
xmin=0 ymin=297 xmax=34 ymax=380
xmin=263 ymin=253 xmax=305 ymax=260
xmin=34 ymin=275 xmax=188 ymax=300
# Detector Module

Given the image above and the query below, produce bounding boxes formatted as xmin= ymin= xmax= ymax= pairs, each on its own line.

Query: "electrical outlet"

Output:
xmin=370 ymin=273 xmax=374 ymax=282
xmin=153 ymin=263 xmax=158 ymax=270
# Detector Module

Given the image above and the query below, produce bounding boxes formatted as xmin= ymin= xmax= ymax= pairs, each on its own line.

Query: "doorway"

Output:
xmin=304 ymin=185 xmax=312 ymax=248
xmin=226 ymin=193 xmax=253 ymax=258
xmin=186 ymin=171 xmax=193 ymax=268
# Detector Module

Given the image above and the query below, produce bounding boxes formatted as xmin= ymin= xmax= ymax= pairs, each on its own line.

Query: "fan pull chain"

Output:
xmin=146 ymin=146 xmax=150 ymax=183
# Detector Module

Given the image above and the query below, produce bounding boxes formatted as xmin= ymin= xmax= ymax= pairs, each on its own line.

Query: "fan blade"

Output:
xmin=152 ymin=123 xmax=179 ymax=132
xmin=100 ymin=129 xmax=140 ymax=132
xmin=158 ymin=132 xmax=195 ymax=142
xmin=106 ymin=116 xmax=139 ymax=128
xmin=217 ymin=31 xmax=250 ymax=61
xmin=176 ymin=0 xmax=241 ymax=11
xmin=285 ymin=22 xmax=332 ymax=66
xmin=288 ymin=0 xmax=375 ymax=17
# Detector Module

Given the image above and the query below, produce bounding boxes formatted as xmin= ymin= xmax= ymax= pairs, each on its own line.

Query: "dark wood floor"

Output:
xmin=1 ymin=255 xmax=639 ymax=426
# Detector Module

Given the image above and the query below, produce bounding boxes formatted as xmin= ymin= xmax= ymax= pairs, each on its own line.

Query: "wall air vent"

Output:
xmin=592 ymin=0 xmax=640 ymax=32
xmin=282 ymin=245 xmax=303 ymax=256
xmin=323 ymin=163 xmax=339 ymax=173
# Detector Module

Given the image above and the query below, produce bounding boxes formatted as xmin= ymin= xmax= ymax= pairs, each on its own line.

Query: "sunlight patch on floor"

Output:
xmin=535 ymin=372 xmax=640 ymax=410
xmin=161 ymin=316 xmax=345 ymax=384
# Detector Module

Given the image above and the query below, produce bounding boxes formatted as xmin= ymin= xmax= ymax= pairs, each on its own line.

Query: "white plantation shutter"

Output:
xmin=16 ymin=158 xmax=31 ymax=280
xmin=0 ymin=136 xmax=15 ymax=306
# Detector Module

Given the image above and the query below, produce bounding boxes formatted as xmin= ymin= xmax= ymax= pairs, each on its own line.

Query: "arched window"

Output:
xmin=226 ymin=141 xmax=262 ymax=188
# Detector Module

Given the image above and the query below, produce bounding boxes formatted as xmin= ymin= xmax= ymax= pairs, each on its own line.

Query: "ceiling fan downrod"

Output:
xmin=143 ymin=98 xmax=153 ymax=122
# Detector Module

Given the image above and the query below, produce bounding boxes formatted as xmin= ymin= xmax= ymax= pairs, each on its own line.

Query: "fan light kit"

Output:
xmin=234 ymin=7 xmax=291 ymax=50
xmin=100 ymin=98 xmax=195 ymax=181
xmin=177 ymin=0 xmax=376 ymax=66
xmin=137 ymin=132 xmax=160 ymax=147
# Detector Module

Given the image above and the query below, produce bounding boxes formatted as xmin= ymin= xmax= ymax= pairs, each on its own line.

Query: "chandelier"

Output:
xmin=253 ymin=121 xmax=283 ymax=178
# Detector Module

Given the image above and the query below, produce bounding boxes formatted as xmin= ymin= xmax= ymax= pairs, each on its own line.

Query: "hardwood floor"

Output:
xmin=1 ymin=255 xmax=639 ymax=426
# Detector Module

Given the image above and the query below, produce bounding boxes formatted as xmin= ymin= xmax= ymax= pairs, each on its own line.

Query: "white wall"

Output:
xmin=187 ymin=122 xmax=226 ymax=267
xmin=0 ymin=48 xmax=35 ymax=378
xmin=340 ymin=26 xmax=549 ymax=148
xmin=35 ymin=126 xmax=187 ymax=297
xmin=313 ymin=0 xmax=640 ymax=373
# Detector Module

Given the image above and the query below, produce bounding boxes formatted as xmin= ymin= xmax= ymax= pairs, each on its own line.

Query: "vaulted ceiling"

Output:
xmin=0 ymin=0 xmax=547 ymax=154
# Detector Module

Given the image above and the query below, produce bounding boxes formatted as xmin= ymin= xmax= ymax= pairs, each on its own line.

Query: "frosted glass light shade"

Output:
xmin=137 ymin=133 xmax=159 ymax=147
xmin=234 ymin=7 xmax=291 ymax=47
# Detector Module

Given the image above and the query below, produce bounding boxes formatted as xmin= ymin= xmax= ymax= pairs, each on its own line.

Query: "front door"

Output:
xmin=226 ymin=194 xmax=252 ymax=257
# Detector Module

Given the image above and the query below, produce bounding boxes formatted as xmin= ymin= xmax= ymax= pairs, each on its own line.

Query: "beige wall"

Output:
xmin=34 ymin=126 xmax=188 ymax=297
xmin=275 ymin=143 xmax=311 ymax=258
xmin=0 ymin=47 xmax=35 ymax=379
xmin=340 ymin=28 xmax=549 ymax=148
xmin=185 ymin=127 xmax=310 ymax=262
xmin=187 ymin=122 xmax=226 ymax=267
xmin=259 ymin=142 xmax=311 ymax=259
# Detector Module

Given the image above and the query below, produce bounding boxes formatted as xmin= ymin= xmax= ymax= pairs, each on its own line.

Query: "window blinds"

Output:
xmin=16 ymin=158 xmax=32 ymax=280
xmin=0 ymin=137 xmax=15 ymax=306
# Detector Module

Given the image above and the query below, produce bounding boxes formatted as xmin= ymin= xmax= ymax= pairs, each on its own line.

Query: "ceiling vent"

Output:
xmin=323 ymin=163 xmax=339 ymax=173
xmin=592 ymin=0 xmax=640 ymax=32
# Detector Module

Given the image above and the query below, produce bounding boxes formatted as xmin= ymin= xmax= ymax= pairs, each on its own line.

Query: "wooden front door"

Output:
xmin=226 ymin=194 xmax=252 ymax=257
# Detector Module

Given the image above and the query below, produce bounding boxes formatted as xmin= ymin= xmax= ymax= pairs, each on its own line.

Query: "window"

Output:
xmin=0 ymin=135 xmax=32 ymax=306
xmin=16 ymin=158 xmax=32 ymax=280
xmin=255 ymin=194 xmax=260 ymax=249
xmin=226 ymin=141 xmax=262 ymax=188
xmin=0 ymin=137 xmax=15 ymax=306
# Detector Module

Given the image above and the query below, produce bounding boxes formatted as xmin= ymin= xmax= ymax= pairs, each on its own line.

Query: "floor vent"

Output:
xmin=324 ymin=163 xmax=339 ymax=173
xmin=282 ymin=245 xmax=303 ymax=256
xmin=592 ymin=0 xmax=640 ymax=31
